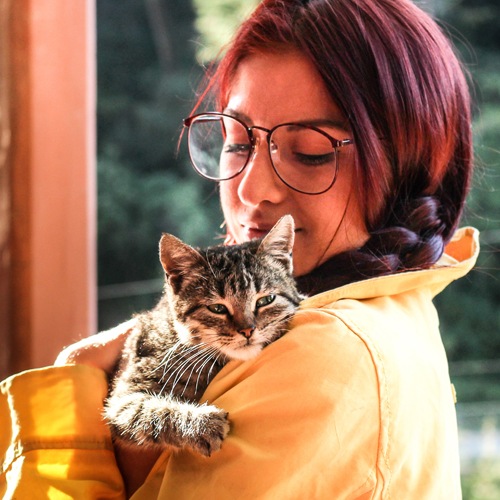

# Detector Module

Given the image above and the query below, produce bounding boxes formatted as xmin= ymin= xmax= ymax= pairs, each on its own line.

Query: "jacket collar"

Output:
xmin=300 ymin=227 xmax=479 ymax=308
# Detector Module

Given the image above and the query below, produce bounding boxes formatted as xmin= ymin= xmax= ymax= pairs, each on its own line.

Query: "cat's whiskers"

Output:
xmin=158 ymin=343 xmax=220 ymax=396
xmin=173 ymin=342 xmax=222 ymax=396
xmin=159 ymin=341 xmax=200 ymax=382
xmin=194 ymin=351 xmax=224 ymax=397
xmin=179 ymin=347 xmax=222 ymax=398
xmin=156 ymin=341 xmax=207 ymax=375
xmin=170 ymin=345 xmax=222 ymax=399
xmin=151 ymin=339 xmax=184 ymax=377
xmin=156 ymin=345 xmax=204 ymax=394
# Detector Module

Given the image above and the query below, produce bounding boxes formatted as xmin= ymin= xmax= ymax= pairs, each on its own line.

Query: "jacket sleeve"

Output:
xmin=145 ymin=309 xmax=381 ymax=500
xmin=0 ymin=365 xmax=126 ymax=499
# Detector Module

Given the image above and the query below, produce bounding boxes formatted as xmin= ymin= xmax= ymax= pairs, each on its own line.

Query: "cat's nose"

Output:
xmin=239 ymin=327 xmax=255 ymax=339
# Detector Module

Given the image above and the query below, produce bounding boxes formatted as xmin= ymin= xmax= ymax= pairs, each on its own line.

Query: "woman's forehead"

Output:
xmin=225 ymin=51 xmax=349 ymax=131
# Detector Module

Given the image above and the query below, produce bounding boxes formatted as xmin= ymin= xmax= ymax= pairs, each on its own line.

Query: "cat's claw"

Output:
xmin=188 ymin=405 xmax=230 ymax=457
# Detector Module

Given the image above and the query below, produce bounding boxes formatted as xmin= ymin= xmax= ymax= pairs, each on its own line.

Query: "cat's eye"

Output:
xmin=207 ymin=303 xmax=229 ymax=315
xmin=255 ymin=294 xmax=276 ymax=309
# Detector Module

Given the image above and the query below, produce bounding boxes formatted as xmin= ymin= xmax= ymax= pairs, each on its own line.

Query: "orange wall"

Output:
xmin=26 ymin=0 xmax=96 ymax=368
xmin=31 ymin=0 xmax=96 ymax=366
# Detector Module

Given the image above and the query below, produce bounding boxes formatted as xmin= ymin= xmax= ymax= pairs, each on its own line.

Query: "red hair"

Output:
xmin=197 ymin=0 xmax=473 ymax=285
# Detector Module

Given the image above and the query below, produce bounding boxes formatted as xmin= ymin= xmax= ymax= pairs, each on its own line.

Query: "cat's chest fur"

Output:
xmin=118 ymin=313 xmax=227 ymax=403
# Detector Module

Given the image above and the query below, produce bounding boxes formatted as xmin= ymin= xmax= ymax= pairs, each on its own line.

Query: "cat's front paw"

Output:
xmin=187 ymin=404 xmax=230 ymax=457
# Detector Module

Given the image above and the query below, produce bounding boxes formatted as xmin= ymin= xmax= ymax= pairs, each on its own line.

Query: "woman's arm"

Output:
xmin=0 ymin=365 xmax=125 ymax=499
xmin=54 ymin=319 xmax=135 ymax=372
xmin=1 ymin=321 xmax=137 ymax=499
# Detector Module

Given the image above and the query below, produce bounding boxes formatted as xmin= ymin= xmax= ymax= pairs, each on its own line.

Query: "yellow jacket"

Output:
xmin=1 ymin=227 xmax=479 ymax=499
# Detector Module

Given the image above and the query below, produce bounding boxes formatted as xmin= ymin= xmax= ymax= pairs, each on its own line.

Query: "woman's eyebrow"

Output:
xmin=302 ymin=118 xmax=350 ymax=133
xmin=223 ymin=108 xmax=251 ymax=122
xmin=223 ymin=107 xmax=350 ymax=133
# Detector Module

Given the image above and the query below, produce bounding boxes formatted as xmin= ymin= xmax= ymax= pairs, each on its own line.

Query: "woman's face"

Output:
xmin=220 ymin=51 xmax=368 ymax=276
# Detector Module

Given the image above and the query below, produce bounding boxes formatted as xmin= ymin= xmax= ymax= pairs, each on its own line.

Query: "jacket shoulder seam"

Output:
xmin=328 ymin=310 xmax=393 ymax=498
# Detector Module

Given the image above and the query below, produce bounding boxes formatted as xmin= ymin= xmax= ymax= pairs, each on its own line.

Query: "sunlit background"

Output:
xmin=96 ymin=1 xmax=500 ymax=496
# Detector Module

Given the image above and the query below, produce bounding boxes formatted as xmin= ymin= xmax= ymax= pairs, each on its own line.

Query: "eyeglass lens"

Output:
xmin=187 ymin=114 xmax=339 ymax=194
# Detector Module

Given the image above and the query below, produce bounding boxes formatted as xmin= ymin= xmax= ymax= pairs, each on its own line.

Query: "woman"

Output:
xmin=1 ymin=0 xmax=478 ymax=498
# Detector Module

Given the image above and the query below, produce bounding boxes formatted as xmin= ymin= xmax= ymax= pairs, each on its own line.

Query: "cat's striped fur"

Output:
xmin=104 ymin=215 xmax=302 ymax=456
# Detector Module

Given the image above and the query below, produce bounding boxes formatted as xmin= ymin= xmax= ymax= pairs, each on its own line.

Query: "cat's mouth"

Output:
xmin=222 ymin=340 xmax=265 ymax=361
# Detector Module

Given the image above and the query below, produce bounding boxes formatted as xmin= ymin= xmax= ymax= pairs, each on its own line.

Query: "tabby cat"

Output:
xmin=104 ymin=215 xmax=302 ymax=457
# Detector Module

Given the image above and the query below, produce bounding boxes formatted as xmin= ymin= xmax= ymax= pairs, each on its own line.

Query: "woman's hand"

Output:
xmin=54 ymin=319 xmax=137 ymax=375
xmin=55 ymin=318 xmax=162 ymax=495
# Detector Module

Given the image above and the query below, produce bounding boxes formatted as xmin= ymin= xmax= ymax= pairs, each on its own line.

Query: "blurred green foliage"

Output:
xmin=191 ymin=0 xmax=259 ymax=62
xmin=97 ymin=0 xmax=223 ymax=292
xmin=462 ymin=459 xmax=500 ymax=499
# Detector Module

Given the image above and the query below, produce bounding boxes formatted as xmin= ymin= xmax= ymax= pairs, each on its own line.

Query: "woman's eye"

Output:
xmin=293 ymin=152 xmax=335 ymax=166
xmin=207 ymin=303 xmax=229 ymax=315
xmin=223 ymin=143 xmax=250 ymax=155
xmin=256 ymin=294 xmax=276 ymax=309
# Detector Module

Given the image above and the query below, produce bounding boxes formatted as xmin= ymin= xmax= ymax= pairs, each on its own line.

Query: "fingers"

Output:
xmin=54 ymin=318 xmax=138 ymax=374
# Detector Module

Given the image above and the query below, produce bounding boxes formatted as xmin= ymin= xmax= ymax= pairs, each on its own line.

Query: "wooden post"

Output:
xmin=0 ymin=0 xmax=12 ymax=379
xmin=0 ymin=0 xmax=96 ymax=379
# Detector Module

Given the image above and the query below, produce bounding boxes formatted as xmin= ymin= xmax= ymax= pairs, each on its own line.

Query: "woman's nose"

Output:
xmin=236 ymin=136 xmax=287 ymax=207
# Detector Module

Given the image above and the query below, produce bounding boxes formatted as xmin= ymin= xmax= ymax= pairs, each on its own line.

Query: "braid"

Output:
xmin=296 ymin=196 xmax=448 ymax=296
xmin=363 ymin=196 xmax=447 ymax=271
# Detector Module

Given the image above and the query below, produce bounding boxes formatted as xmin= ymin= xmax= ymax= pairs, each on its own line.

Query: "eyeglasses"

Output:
xmin=182 ymin=112 xmax=353 ymax=195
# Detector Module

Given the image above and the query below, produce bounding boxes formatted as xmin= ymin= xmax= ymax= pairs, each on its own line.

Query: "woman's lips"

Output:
xmin=242 ymin=226 xmax=271 ymax=240
xmin=240 ymin=221 xmax=300 ymax=241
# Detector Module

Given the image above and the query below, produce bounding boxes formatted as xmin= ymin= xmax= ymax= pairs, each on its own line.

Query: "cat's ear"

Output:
xmin=159 ymin=234 xmax=205 ymax=291
xmin=257 ymin=214 xmax=295 ymax=273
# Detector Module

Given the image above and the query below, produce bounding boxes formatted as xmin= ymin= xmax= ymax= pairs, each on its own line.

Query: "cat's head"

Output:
xmin=158 ymin=215 xmax=302 ymax=361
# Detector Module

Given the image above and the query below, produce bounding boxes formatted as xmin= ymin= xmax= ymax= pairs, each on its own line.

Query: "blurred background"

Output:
xmin=95 ymin=0 xmax=499 ymax=496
